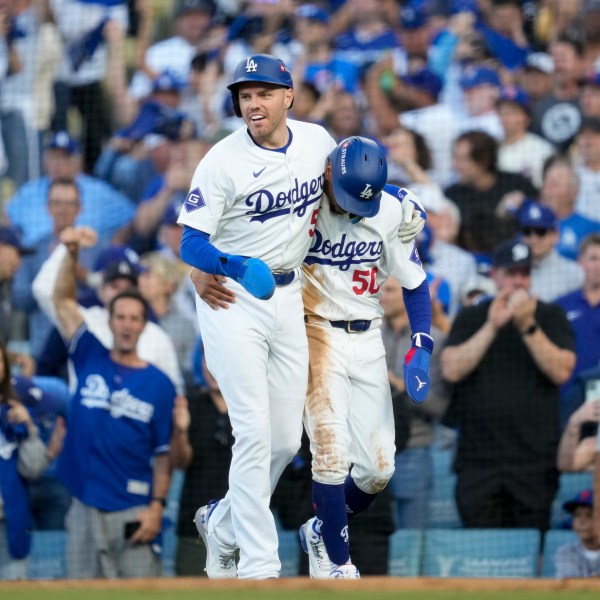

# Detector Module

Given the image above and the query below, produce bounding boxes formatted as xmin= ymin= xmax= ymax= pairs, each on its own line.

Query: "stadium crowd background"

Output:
xmin=1 ymin=0 xmax=600 ymax=580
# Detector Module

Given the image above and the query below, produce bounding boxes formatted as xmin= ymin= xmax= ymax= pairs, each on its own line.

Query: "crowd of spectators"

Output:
xmin=1 ymin=0 xmax=600 ymax=580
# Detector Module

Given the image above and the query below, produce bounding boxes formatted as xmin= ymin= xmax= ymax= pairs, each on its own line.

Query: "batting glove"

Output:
xmin=403 ymin=332 xmax=434 ymax=404
xmin=219 ymin=255 xmax=275 ymax=300
xmin=398 ymin=190 xmax=426 ymax=244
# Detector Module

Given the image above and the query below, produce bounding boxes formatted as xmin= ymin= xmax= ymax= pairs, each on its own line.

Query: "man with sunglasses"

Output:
xmin=441 ymin=237 xmax=576 ymax=530
xmin=519 ymin=202 xmax=583 ymax=301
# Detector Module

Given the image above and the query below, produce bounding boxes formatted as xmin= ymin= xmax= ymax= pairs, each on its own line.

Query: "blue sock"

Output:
xmin=312 ymin=481 xmax=350 ymax=567
xmin=344 ymin=474 xmax=377 ymax=517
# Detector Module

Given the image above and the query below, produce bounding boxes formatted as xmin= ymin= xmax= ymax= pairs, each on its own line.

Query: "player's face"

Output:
xmin=108 ymin=297 xmax=146 ymax=354
xmin=238 ymin=83 xmax=293 ymax=148
xmin=323 ymin=161 xmax=348 ymax=216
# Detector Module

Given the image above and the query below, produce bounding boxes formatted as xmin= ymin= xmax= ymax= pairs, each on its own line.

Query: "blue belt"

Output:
xmin=329 ymin=319 xmax=372 ymax=333
xmin=272 ymin=270 xmax=296 ymax=286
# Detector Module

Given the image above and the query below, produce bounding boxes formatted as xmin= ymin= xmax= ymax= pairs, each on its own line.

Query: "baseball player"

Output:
xmin=177 ymin=53 xmax=338 ymax=580
xmin=178 ymin=55 xmax=426 ymax=580
xmin=299 ymin=137 xmax=433 ymax=578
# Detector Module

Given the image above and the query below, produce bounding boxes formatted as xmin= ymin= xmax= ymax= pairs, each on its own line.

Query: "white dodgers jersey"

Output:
xmin=177 ymin=119 xmax=337 ymax=271
xmin=302 ymin=189 xmax=426 ymax=321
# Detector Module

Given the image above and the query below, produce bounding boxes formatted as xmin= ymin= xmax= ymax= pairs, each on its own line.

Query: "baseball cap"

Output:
xmin=161 ymin=194 xmax=186 ymax=227
xmin=563 ymin=489 xmax=594 ymax=513
xmin=46 ymin=131 xmax=80 ymax=155
xmin=460 ymin=66 xmax=501 ymax=90
xmin=401 ymin=68 xmax=442 ymax=100
xmin=94 ymin=245 xmax=142 ymax=274
xmin=400 ymin=5 xmax=427 ymax=29
xmin=295 ymin=4 xmax=330 ymax=23
xmin=151 ymin=69 xmax=187 ymax=94
xmin=518 ymin=202 xmax=557 ymax=230
xmin=497 ymin=85 xmax=531 ymax=110
xmin=579 ymin=116 xmax=600 ymax=135
xmin=175 ymin=0 xmax=216 ymax=17
xmin=0 ymin=225 xmax=34 ymax=255
xmin=524 ymin=52 xmax=554 ymax=75
xmin=492 ymin=238 xmax=532 ymax=269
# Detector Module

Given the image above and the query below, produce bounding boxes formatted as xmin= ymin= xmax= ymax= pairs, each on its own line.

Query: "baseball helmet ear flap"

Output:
xmin=228 ymin=54 xmax=294 ymax=117
xmin=328 ymin=137 xmax=388 ymax=218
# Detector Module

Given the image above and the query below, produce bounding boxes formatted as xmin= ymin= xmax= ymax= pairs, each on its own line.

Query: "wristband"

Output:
xmin=151 ymin=496 xmax=167 ymax=507
xmin=521 ymin=322 xmax=538 ymax=336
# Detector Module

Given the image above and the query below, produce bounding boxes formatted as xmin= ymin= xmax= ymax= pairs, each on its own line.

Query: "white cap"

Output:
xmin=525 ymin=52 xmax=554 ymax=75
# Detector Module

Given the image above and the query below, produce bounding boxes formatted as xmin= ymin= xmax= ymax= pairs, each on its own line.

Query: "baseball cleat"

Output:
xmin=299 ymin=517 xmax=334 ymax=579
xmin=194 ymin=501 xmax=237 ymax=579
xmin=330 ymin=562 xmax=360 ymax=578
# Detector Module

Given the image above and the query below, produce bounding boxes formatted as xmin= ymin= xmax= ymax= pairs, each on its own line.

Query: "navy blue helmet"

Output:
xmin=227 ymin=54 xmax=294 ymax=117
xmin=328 ymin=137 xmax=388 ymax=218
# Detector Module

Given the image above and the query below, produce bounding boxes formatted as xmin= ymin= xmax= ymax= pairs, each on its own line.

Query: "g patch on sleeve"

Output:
xmin=184 ymin=187 xmax=206 ymax=213
xmin=409 ymin=244 xmax=422 ymax=267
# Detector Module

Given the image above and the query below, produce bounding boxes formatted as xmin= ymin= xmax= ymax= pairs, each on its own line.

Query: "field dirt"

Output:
xmin=2 ymin=577 xmax=600 ymax=592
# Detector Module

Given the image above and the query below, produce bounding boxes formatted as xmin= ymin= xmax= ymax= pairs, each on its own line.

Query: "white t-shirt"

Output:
xmin=498 ymin=133 xmax=555 ymax=188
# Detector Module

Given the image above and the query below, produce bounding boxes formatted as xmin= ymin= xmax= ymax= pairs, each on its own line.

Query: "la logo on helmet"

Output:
xmin=360 ymin=184 xmax=373 ymax=199
xmin=245 ymin=58 xmax=258 ymax=72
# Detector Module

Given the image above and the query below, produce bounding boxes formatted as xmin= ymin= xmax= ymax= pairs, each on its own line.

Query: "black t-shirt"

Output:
xmin=442 ymin=299 xmax=575 ymax=468
xmin=445 ymin=171 xmax=538 ymax=252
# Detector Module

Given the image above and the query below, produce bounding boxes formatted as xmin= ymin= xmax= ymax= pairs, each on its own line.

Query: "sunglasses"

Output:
xmin=522 ymin=226 xmax=550 ymax=237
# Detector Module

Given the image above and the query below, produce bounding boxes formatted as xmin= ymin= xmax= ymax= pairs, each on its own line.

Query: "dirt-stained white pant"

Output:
xmin=303 ymin=320 xmax=396 ymax=494
xmin=196 ymin=278 xmax=307 ymax=579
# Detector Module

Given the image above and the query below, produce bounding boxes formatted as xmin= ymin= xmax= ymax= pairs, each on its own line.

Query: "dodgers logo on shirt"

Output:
xmin=305 ymin=230 xmax=383 ymax=271
xmin=245 ymin=176 xmax=325 ymax=222
xmin=184 ymin=187 xmax=206 ymax=213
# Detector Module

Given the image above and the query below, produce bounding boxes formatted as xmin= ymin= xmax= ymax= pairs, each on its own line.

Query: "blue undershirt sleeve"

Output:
xmin=180 ymin=226 xmax=227 ymax=275
xmin=402 ymin=279 xmax=432 ymax=335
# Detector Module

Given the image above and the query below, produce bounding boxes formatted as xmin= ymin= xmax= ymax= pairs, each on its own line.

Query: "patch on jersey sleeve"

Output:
xmin=409 ymin=244 xmax=422 ymax=267
xmin=183 ymin=187 xmax=206 ymax=213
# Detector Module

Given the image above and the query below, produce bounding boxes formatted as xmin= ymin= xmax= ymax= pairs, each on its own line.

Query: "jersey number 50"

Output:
xmin=352 ymin=267 xmax=380 ymax=295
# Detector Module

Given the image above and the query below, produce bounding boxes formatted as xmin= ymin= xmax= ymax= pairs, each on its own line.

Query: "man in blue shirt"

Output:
xmin=50 ymin=226 xmax=175 ymax=578
xmin=4 ymin=132 xmax=135 ymax=249
xmin=556 ymin=233 xmax=600 ymax=425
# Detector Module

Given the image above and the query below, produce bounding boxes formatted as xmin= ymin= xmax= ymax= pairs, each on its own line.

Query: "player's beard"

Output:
xmin=246 ymin=106 xmax=288 ymax=148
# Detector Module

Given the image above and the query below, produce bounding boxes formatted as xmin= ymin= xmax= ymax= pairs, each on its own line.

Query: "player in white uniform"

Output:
xmin=299 ymin=137 xmax=433 ymax=578
xmin=177 ymin=54 xmax=338 ymax=580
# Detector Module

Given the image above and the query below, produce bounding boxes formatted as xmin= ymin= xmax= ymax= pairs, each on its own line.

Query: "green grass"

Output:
xmin=5 ymin=591 xmax=600 ymax=600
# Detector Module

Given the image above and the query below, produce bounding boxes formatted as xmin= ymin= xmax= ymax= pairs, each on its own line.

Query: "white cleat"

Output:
xmin=194 ymin=502 xmax=237 ymax=579
xmin=330 ymin=563 xmax=360 ymax=579
xmin=299 ymin=517 xmax=335 ymax=579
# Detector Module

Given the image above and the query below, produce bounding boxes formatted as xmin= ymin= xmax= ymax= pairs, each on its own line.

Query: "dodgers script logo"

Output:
xmin=244 ymin=176 xmax=324 ymax=223
xmin=305 ymin=230 xmax=383 ymax=271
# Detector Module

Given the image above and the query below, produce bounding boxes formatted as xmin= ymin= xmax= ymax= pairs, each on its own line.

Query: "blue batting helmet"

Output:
xmin=328 ymin=137 xmax=388 ymax=218
xmin=227 ymin=54 xmax=294 ymax=117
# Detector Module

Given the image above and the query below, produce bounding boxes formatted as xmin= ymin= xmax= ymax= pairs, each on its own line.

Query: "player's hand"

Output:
xmin=220 ymin=255 xmax=275 ymax=300
xmin=398 ymin=190 xmax=426 ymax=243
xmin=403 ymin=332 xmax=433 ymax=403
xmin=190 ymin=268 xmax=236 ymax=310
